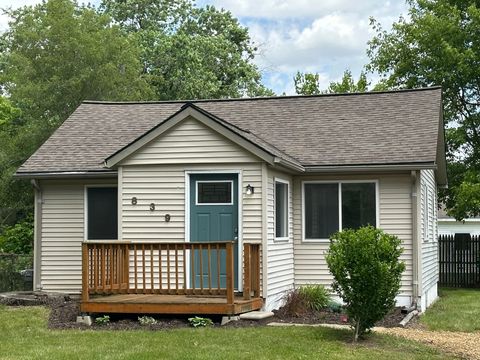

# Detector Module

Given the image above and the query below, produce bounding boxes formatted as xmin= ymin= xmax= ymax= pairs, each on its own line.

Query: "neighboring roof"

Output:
xmin=17 ymin=87 xmax=446 ymax=181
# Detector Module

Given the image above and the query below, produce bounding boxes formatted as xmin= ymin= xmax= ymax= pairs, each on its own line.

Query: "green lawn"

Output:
xmin=0 ymin=306 xmax=455 ymax=360
xmin=420 ymin=288 xmax=480 ymax=332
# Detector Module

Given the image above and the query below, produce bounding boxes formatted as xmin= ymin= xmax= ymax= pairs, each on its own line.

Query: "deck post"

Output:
xmin=226 ymin=241 xmax=234 ymax=305
xmin=81 ymin=243 xmax=89 ymax=302
xmin=243 ymin=243 xmax=251 ymax=300
xmin=123 ymin=244 xmax=130 ymax=292
xmin=253 ymin=244 xmax=261 ymax=298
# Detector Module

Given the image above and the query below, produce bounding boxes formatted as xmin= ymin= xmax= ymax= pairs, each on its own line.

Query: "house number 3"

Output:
xmin=150 ymin=203 xmax=155 ymax=211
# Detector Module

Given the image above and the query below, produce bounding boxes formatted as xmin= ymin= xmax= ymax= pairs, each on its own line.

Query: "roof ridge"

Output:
xmin=81 ymin=86 xmax=442 ymax=105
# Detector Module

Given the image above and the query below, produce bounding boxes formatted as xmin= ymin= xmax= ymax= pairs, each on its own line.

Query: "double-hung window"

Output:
xmin=275 ymin=179 xmax=289 ymax=240
xmin=303 ymin=181 xmax=377 ymax=241
xmin=86 ymin=186 xmax=118 ymax=240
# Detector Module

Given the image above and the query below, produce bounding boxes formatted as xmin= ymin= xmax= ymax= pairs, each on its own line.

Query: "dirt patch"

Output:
xmin=377 ymin=327 xmax=480 ymax=360
xmin=250 ymin=307 xmax=405 ymax=328
xmin=1 ymin=291 xmax=407 ymax=330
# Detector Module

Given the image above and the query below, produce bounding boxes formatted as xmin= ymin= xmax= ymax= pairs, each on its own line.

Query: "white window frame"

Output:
xmin=302 ymin=180 xmax=380 ymax=243
xmin=274 ymin=178 xmax=290 ymax=242
xmin=195 ymin=180 xmax=234 ymax=206
xmin=84 ymin=184 xmax=118 ymax=241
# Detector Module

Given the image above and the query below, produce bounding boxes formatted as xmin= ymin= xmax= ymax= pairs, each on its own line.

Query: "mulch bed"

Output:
xmin=1 ymin=291 xmax=409 ymax=331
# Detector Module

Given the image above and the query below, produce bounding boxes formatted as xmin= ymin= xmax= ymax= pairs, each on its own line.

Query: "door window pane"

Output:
xmin=87 ymin=187 xmax=117 ymax=240
xmin=275 ymin=181 xmax=288 ymax=238
xmin=197 ymin=182 xmax=232 ymax=204
xmin=341 ymin=183 xmax=376 ymax=230
xmin=304 ymin=183 xmax=339 ymax=239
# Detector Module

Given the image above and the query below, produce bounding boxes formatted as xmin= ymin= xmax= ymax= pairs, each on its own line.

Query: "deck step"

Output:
xmin=239 ymin=311 xmax=274 ymax=320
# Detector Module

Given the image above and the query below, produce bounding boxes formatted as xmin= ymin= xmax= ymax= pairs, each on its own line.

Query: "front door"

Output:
xmin=190 ymin=174 xmax=238 ymax=289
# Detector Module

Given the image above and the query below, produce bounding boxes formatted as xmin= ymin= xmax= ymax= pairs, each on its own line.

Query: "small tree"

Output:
xmin=326 ymin=226 xmax=405 ymax=341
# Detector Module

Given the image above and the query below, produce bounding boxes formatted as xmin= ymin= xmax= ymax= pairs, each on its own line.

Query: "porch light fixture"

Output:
xmin=246 ymin=184 xmax=254 ymax=195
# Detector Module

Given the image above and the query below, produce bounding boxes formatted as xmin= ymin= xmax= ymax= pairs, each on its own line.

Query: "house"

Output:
xmin=16 ymin=87 xmax=447 ymax=314
xmin=438 ymin=207 xmax=480 ymax=236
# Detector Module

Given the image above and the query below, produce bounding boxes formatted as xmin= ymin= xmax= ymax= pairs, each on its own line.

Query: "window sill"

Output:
xmin=274 ymin=237 xmax=290 ymax=243
xmin=302 ymin=239 xmax=331 ymax=244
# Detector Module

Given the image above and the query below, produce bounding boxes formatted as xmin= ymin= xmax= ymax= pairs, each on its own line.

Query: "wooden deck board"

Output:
xmin=81 ymin=294 xmax=263 ymax=315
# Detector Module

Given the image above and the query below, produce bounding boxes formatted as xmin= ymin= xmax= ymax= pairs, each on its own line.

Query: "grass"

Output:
xmin=0 ymin=306 xmax=455 ymax=360
xmin=420 ymin=288 xmax=480 ymax=332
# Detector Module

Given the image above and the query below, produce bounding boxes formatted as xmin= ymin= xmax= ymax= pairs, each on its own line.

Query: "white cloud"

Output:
xmin=200 ymin=0 xmax=410 ymax=94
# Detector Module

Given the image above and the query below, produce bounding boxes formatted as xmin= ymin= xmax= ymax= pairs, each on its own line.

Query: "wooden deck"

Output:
xmin=81 ymin=294 xmax=263 ymax=315
xmin=80 ymin=241 xmax=262 ymax=315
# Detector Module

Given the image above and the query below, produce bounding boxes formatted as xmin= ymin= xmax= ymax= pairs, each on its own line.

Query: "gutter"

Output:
xmin=273 ymin=157 xmax=305 ymax=173
xmin=15 ymin=170 xmax=117 ymax=179
xmin=31 ymin=179 xmax=43 ymax=291
xmin=305 ymin=163 xmax=437 ymax=173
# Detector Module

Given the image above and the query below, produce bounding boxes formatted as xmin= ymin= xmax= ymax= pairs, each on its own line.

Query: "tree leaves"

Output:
xmin=367 ymin=0 xmax=480 ymax=220
xmin=294 ymin=70 xmax=369 ymax=95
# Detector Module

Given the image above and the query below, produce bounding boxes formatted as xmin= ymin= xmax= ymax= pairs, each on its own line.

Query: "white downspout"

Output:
xmin=411 ymin=170 xmax=422 ymax=309
xmin=31 ymin=179 xmax=43 ymax=291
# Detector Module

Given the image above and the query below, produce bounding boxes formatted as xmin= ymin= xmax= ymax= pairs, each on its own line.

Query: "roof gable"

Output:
xmin=105 ymin=104 xmax=298 ymax=169
xmin=118 ymin=115 xmax=261 ymax=166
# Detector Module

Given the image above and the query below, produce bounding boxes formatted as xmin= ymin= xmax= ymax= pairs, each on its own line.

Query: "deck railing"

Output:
xmin=82 ymin=241 xmax=261 ymax=305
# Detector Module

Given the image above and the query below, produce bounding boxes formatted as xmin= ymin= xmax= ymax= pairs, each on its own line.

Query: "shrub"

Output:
xmin=298 ymin=284 xmax=330 ymax=311
xmin=278 ymin=288 xmax=308 ymax=317
xmin=0 ymin=216 xmax=34 ymax=254
xmin=279 ymin=285 xmax=331 ymax=317
xmin=138 ymin=316 xmax=157 ymax=326
xmin=95 ymin=315 xmax=110 ymax=325
xmin=326 ymin=226 xmax=405 ymax=341
xmin=188 ymin=316 xmax=213 ymax=327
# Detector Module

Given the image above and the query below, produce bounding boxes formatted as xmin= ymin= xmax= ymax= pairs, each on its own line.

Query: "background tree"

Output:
xmin=0 ymin=0 xmax=153 ymax=230
xmin=101 ymin=0 xmax=273 ymax=99
xmin=367 ymin=0 xmax=480 ymax=220
xmin=1 ymin=0 xmax=152 ymax=127
xmin=294 ymin=70 xmax=369 ymax=95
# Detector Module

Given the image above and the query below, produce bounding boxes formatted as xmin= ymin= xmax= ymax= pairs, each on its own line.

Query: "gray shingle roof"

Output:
xmin=17 ymin=87 xmax=444 ymax=175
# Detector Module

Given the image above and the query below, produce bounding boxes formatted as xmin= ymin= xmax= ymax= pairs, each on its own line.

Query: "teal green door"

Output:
xmin=190 ymin=174 xmax=238 ymax=289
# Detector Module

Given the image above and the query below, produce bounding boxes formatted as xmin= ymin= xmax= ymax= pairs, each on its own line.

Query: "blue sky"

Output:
xmin=0 ymin=0 xmax=410 ymax=95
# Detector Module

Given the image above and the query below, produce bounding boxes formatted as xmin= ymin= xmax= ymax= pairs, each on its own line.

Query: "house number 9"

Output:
xmin=149 ymin=203 xmax=155 ymax=211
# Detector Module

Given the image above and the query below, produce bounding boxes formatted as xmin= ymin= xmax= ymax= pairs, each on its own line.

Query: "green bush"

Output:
xmin=279 ymin=285 xmax=331 ymax=317
xmin=95 ymin=315 xmax=110 ymax=325
xmin=326 ymin=226 xmax=405 ymax=341
xmin=0 ymin=216 xmax=34 ymax=254
xmin=0 ymin=254 xmax=33 ymax=292
xmin=138 ymin=316 xmax=157 ymax=326
xmin=188 ymin=316 xmax=213 ymax=327
xmin=298 ymin=284 xmax=331 ymax=311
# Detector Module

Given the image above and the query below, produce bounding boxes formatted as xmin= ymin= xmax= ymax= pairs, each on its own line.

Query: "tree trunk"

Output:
xmin=354 ymin=318 xmax=361 ymax=342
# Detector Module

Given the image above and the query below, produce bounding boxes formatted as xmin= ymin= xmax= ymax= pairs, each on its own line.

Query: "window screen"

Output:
xmin=197 ymin=182 xmax=232 ymax=204
xmin=341 ymin=183 xmax=376 ymax=230
xmin=275 ymin=181 xmax=288 ymax=238
xmin=304 ymin=183 xmax=339 ymax=239
xmin=87 ymin=187 xmax=117 ymax=240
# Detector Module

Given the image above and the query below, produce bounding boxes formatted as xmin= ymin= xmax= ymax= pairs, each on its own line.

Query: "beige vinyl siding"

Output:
xmin=39 ymin=179 xmax=114 ymax=293
xmin=266 ymin=170 xmax=294 ymax=308
xmin=121 ymin=164 xmax=263 ymax=243
xmin=120 ymin=116 xmax=259 ymax=166
xmin=420 ymin=169 xmax=438 ymax=292
xmin=293 ymin=173 xmax=414 ymax=297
